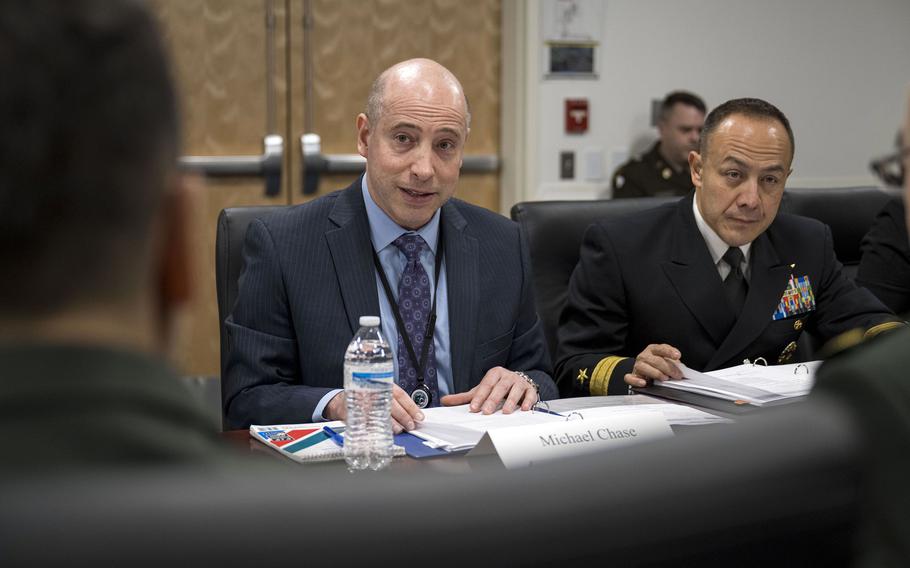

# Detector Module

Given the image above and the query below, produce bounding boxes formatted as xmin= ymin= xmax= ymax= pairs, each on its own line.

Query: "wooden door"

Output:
xmin=151 ymin=0 xmax=292 ymax=377
xmin=152 ymin=0 xmax=501 ymax=378
xmin=292 ymin=0 xmax=502 ymax=210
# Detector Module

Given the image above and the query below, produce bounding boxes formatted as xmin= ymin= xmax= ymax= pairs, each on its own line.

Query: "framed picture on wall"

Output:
xmin=546 ymin=41 xmax=597 ymax=78
xmin=542 ymin=0 xmax=602 ymax=79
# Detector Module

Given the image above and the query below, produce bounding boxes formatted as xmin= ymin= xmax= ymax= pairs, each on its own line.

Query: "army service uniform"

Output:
xmin=611 ymin=142 xmax=693 ymax=199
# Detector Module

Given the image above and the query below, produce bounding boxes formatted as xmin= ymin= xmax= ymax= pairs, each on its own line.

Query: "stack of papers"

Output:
xmin=568 ymin=403 xmax=731 ymax=426
xmin=412 ymin=406 xmax=563 ymax=452
xmin=658 ymin=361 xmax=819 ymax=406
xmin=411 ymin=399 xmax=729 ymax=452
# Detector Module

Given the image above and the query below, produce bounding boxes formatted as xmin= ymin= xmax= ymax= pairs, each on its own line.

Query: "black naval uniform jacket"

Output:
xmin=555 ymin=194 xmax=900 ymax=397
xmin=611 ymin=142 xmax=693 ymax=199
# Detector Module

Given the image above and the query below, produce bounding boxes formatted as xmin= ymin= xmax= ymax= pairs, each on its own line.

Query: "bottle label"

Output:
xmin=351 ymin=371 xmax=394 ymax=384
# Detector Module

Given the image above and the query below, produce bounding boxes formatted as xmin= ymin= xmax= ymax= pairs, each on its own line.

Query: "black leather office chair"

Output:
xmin=215 ymin=206 xmax=284 ymax=422
xmin=510 ymin=197 xmax=677 ymax=362
xmin=510 ymin=188 xmax=901 ymax=364
xmin=780 ymin=186 xmax=901 ymax=278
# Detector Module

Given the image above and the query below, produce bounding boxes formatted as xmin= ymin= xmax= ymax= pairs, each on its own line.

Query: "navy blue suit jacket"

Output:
xmin=223 ymin=180 xmax=555 ymax=428
xmin=556 ymin=194 xmax=898 ymax=396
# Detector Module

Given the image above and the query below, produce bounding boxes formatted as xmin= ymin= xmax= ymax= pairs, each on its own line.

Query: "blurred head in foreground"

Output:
xmin=0 ymin=0 xmax=190 ymax=353
xmin=0 ymin=0 xmax=229 ymax=470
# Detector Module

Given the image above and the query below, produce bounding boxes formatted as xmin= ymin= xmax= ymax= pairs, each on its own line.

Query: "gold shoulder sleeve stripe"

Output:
xmin=818 ymin=328 xmax=865 ymax=359
xmin=864 ymin=321 xmax=906 ymax=339
xmin=589 ymin=356 xmax=628 ymax=396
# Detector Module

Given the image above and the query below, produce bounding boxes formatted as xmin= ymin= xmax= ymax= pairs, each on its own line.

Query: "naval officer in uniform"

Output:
xmin=559 ymin=97 xmax=899 ymax=396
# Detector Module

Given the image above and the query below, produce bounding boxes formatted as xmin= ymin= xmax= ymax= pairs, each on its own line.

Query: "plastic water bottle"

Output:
xmin=343 ymin=316 xmax=395 ymax=471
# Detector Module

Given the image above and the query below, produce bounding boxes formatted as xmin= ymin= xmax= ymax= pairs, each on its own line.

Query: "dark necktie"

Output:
xmin=393 ymin=234 xmax=438 ymax=404
xmin=722 ymin=247 xmax=748 ymax=317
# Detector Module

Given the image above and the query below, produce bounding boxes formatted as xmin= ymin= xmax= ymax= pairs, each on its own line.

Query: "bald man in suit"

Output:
xmin=224 ymin=59 xmax=555 ymax=430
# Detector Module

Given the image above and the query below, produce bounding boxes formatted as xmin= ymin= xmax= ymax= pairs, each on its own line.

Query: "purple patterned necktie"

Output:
xmin=393 ymin=233 xmax=438 ymax=405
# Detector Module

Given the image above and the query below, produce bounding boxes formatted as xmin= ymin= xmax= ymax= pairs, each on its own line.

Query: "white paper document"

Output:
xmin=411 ymin=398 xmax=729 ymax=453
xmin=659 ymin=361 xmax=820 ymax=406
xmin=570 ymin=403 xmax=731 ymax=426
xmin=412 ymin=405 xmax=564 ymax=452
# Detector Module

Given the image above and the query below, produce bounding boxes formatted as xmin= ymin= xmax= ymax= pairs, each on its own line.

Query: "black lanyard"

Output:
xmin=371 ymin=222 xmax=444 ymax=390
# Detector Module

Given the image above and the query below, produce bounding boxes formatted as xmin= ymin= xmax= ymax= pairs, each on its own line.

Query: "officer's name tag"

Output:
xmin=468 ymin=412 xmax=673 ymax=469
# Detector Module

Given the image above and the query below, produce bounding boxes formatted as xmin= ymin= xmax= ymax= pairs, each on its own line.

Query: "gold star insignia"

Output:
xmin=576 ymin=368 xmax=589 ymax=384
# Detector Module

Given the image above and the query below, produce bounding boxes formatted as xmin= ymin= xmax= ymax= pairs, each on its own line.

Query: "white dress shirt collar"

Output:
xmin=361 ymin=176 xmax=440 ymax=254
xmin=692 ymin=196 xmax=752 ymax=277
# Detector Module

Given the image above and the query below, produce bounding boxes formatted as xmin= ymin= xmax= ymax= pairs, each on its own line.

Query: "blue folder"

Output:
xmin=394 ymin=432 xmax=450 ymax=458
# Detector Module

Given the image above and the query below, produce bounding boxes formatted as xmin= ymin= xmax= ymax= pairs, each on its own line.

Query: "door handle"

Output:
xmin=179 ymin=135 xmax=283 ymax=197
xmin=300 ymin=133 xmax=499 ymax=195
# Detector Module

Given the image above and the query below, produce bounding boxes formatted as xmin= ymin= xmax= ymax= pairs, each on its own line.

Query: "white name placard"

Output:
xmin=467 ymin=411 xmax=673 ymax=469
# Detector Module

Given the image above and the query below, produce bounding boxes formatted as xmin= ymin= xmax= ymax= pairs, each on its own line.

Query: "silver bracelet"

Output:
xmin=514 ymin=371 xmax=539 ymax=394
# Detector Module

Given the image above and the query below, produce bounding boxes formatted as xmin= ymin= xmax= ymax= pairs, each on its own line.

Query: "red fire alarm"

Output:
xmin=565 ymin=98 xmax=588 ymax=134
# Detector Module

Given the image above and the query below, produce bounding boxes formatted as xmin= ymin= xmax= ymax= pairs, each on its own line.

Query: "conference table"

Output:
xmin=4 ymin=392 xmax=855 ymax=567
xmin=221 ymin=427 xmax=507 ymax=473
xmin=219 ymin=393 xmax=751 ymax=471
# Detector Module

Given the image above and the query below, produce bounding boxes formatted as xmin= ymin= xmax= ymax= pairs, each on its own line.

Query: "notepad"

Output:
xmin=249 ymin=421 xmax=405 ymax=463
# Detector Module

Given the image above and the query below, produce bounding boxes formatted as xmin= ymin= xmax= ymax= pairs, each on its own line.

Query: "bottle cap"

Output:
xmin=359 ymin=315 xmax=380 ymax=327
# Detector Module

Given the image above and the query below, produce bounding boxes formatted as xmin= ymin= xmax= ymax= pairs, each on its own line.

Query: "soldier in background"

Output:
xmin=612 ymin=91 xmax=706 ymax=198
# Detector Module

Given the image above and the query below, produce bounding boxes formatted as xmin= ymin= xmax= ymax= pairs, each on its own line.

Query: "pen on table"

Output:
xmin=322 ymin=425 xmax=345 ymax=447
xmin=533 ymin=406 xmax=565 ymax=417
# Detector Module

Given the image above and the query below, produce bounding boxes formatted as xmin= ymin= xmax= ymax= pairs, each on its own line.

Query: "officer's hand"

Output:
xmin=624 ymin=344 xmax=683 ymax=388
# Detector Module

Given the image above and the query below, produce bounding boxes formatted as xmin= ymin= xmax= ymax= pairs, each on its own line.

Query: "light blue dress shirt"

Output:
xmin=312 ymin=178 xmax=453 ymax=420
